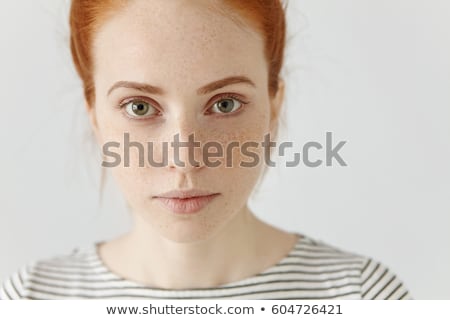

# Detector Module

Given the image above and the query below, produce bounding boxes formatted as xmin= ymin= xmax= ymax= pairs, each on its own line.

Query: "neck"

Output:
xmin=101 ymin=204 xmax=293 ymax=289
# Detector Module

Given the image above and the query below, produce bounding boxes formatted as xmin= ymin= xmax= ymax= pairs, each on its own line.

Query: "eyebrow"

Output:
xmin=107 ymin=76 xmax=256 ymax=97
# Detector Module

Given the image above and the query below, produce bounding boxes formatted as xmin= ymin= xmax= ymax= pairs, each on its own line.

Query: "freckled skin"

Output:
xmin=86 ymin=0 xmax=293 ymax=289
xmin=93 ymin=0 xmax=271 ymax=239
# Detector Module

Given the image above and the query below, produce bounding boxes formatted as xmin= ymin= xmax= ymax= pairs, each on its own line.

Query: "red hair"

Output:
xmin=69 ymin=0 xmax=288 ymax=107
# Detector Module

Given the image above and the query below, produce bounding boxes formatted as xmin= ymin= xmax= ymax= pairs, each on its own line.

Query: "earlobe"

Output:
xmin=269 ymin=78 xmax=285 ymax=132
xmin=85 ymin=101 xmax=101 ymax=144
xmin=85 ymin=101 xmax=97 ymax=127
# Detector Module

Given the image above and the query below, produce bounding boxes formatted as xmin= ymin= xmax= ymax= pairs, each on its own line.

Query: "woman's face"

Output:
xmin=89 ymin=0 xmax=283 ymax=242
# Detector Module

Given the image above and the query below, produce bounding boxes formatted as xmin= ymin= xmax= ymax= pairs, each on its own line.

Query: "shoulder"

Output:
xmin=294 ymin=234 xmax=413 ymax=299
xmin=0 ymin=263 xmax=30 ymax=300
xmin=358 ymin=254 xmax=413 ymax=299
xmin=0 ymin=244 xmax=105 ymax=300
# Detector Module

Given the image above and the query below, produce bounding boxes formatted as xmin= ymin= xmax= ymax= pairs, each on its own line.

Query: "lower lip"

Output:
xmin=154 ymin=194 xmax=220 ymax=214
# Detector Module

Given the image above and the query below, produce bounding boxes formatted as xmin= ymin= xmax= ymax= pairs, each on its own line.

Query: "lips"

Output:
xmin=153 ymin=189 xmax=220 ymax=214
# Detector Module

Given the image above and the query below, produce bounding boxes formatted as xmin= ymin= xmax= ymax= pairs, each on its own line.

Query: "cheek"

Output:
xmin=210 ymin=113 xmax=270 ymax=168
xmin=110 ymin=166 xmax=147 ymax=207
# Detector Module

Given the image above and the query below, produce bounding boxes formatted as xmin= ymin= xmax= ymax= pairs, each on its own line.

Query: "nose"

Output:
xmin=167 ymin=136 xmax=205 ymax=173
xmin=166 ymin=116 xmax=206 ymax=173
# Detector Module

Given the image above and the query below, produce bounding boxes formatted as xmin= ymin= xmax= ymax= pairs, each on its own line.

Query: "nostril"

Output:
xmin=167 ymin=158 xmax=204 ymax=171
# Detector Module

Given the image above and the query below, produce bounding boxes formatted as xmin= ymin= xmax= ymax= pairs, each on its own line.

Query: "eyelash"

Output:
xmin=117 ymin=93 xmax=250 ymax=120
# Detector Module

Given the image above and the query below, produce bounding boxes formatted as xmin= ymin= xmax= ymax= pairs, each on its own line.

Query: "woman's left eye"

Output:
xmin=209 ymin=96 xmax=247 ymax=115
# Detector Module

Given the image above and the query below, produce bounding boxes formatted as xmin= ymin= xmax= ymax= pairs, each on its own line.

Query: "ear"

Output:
xmin=85 ymin=101 xmax=102 ymax=144
xmin=269 ymin=78 xmax=285 ymax=136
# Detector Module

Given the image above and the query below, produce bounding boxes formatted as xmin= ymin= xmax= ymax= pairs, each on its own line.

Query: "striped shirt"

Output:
xmin=0 ymin=233 xmax=412 ymax=299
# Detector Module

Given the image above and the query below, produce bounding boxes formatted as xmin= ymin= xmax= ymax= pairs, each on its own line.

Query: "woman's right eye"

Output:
xmin=123 ymin=100 xmax=159 ymax=118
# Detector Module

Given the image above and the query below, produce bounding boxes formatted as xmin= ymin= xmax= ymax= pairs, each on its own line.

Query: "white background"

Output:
xmin=0 ymin=0 xmax=449 ymax=299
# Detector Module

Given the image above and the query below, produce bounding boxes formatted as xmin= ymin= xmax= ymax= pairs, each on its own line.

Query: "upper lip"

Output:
xmin=153 ymin=189 xmax=219 ymax=199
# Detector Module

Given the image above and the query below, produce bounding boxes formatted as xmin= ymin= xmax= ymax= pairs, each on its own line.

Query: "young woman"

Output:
xmin=0 ymin=0 xmax=411 ymax=299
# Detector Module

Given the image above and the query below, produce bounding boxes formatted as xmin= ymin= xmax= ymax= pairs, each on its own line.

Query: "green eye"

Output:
xmin=211 ymin=98 xmax=242 ymax=114
xmin=125 ymin=100 xmax=158 ymax=118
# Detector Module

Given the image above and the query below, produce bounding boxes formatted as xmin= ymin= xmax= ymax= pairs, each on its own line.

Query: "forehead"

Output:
xmin=92 ymin=0 xmax=267 ymax=90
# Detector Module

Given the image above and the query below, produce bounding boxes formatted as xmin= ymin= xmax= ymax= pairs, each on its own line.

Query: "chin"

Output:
xmin=149 ymin=205 xmax=237 ymax=244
